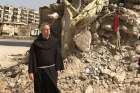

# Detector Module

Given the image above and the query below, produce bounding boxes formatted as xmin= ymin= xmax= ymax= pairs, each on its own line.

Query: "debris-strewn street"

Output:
xmin=0 ymin=43 xmax=31 ymax=93
xmin=0 ymin=45 xmax=29 ymax=68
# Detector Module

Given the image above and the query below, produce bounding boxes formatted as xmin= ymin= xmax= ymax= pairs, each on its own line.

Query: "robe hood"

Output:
xmin=33 ymin=33 xmax=57 ymax=50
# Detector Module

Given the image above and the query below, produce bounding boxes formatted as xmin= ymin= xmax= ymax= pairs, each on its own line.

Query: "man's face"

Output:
xmin=42 ymin=25 xmax=50 ymax=37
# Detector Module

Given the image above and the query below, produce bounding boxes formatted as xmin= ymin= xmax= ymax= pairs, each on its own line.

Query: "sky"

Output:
xmin=0 ymin=0 xmax=57 ymax=10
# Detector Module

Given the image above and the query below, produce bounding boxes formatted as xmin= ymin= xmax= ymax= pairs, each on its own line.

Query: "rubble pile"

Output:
xmin=59 ymin=38 xmax=140 ymax=93
xmin=58 ymin=1 xmax=140 ymax=93
xmin=0 ymin=54 xmax=34 ymax=93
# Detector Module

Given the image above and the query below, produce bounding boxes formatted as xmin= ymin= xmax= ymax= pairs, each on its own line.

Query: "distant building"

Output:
xmin=3 ymin=5 xmax=13 ymax=22
xmin=28 ymin=9 xmax=34 ymax=24
xmin=33 ymin=11 xmax=40 ymax=25
xmin=0 ymin=5 xmax=40 ymax=36
xmin=0 ymin=5 xmax=3 ymax=22
xmin=12 ymin=7 xmax=21 ymax=23
xmin=21 ymin=7 xmax=29 ymax=24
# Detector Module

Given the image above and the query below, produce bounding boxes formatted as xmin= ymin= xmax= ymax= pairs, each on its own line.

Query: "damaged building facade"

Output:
xmin=0 ymin=5 xmax=40 ymax=36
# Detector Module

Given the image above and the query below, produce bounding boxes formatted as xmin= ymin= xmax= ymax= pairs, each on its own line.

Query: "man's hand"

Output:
xmin=28 ymin=73 xmax=34 ymax=80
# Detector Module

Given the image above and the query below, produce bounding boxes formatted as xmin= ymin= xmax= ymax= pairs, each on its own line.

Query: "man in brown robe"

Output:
xmin=28 ymin=23 xmax=64 ymax=93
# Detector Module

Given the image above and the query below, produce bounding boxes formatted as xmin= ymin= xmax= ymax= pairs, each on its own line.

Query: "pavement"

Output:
xmin=0 ymin=39 xmax=33 ymax=47
xmin=0 ymin=39 xmax=31 ymax=68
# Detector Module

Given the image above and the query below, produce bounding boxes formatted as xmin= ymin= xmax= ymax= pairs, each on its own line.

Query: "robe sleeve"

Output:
xmin=28 ymin=44 xmax=36 ymax=73
xmin=55 ymin=43 xmax=64 ymax=71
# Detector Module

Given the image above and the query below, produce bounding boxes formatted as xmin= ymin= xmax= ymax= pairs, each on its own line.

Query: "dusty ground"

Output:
xmin=0 ymin=45 xmax=29 ymax=68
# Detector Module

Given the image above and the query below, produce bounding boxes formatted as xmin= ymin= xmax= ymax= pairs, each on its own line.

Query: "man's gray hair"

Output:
xmin=40 ymin=22 xmax=50 ymax=31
